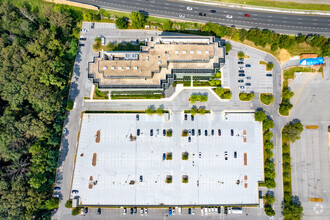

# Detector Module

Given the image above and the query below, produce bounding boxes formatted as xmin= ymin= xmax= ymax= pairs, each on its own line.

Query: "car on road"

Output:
xmin=184 ymin=114 xmax=187 ymax=120
xmin=244 ymin=13 xmax=250 ymax=17
xmin=169 ymin=207 xmax=172 ymax=215
xmin=150 ymin=129 xmax=153 ymax=136
xmin=238 ymin=61 xmax=244 ymax=64
xmin=210 ymin=9 xmax=216 ymax=13
xmin=238 ymin=73 xmax=245 ymax=77
xmin=245 ymin=83 xmax=251 ymax=86
xmin=246 ymin=77 xmax=251 ymax=80
xmin=123 ymin=208 xmax=127 ymax=215
xmin=239 ymin=86 xmax=245 ymax=89
xmin=238 ymin=79 xmax=244 ymax=83
xmin=226 ymin=15 xmax=233 ymax=19
xmin=224 ymin=151 xmax=228 ymax=160
xmin=266 ymin=74 xmax=273 ymax=77
xmin=179 ymin=14 xmax=185 ymax=18
xmin=199 ymin=12 xmax=206 ymax=16
xmin=54 ymin=187 xmax=61 ymax=190
xmin=187 ymin=6 xmax=192 ymax=10
xmin=163 ymin=153 xmax=166 ymax=160
xmin=245 ymin=64 xmax=251 ymax=67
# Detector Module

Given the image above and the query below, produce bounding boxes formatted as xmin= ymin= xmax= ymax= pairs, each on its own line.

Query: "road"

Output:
xmin=71 ymin=0 xmax=330 ymax=36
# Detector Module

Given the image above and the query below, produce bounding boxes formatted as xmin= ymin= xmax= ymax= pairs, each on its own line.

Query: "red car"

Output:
xmin=244 ymin=14 xmax=250 ymax=17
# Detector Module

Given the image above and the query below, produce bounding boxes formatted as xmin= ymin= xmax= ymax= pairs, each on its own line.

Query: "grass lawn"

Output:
xmin=193 ymin=81 xmax=210 ymax=87
xmin=93 ymin=88 xmax=109 ymax=99
xmin=283 ymin=66 xmax=315 ymax=87
xmin=111 ymin=94 xmax=164 ymax=99
xmin=199 ymin=0 xmax=330 ymax=11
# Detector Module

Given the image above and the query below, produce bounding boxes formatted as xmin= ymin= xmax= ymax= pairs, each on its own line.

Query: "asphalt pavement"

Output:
xmin=71 ymin=0 xmax=330 ymax=36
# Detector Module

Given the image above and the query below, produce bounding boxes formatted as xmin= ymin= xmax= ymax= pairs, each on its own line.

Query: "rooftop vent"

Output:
xmin=125 ymin=53 xmax=139 ymax=60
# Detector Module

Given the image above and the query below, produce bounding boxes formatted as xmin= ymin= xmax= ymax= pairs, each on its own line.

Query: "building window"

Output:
xmin=126 ymin=66 xmax=130 ymax=70
xmin=190 ymin=51 xmax=194 ymax=54
xmin=183 ymin=51 xmax=187 ymax=54
xmin=198 ymin=51 xmax=202 ymax=54
xmin=118 ymin=66 xmax=123 ymax=70
xmin=134 ymin=66 xmax=138 ymax=70
xmin=111 ymin=66 xmax=115 ymax=70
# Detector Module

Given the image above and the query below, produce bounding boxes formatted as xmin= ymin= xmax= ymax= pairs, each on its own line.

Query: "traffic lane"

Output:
xmin=79 ymin=0 xmax=330 ymax=29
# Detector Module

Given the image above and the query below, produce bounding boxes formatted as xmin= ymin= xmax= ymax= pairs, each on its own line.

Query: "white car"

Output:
xmin=187 ymin=6 xmax=193 ymax=10
xmin=239 ymin=86 xmax=245 ymax=89
xmin=101 ymin=37 xmax=105 ymax=46
xmin=226 ymin=15 xmax=233 ymax=19
xmin=178 ymin=207 xmax=182 ymax=214
xmin=192 ymin=208 xmax=195 ymax=215
xmin=144 ymin=208 xmax=148 ymax=214
xmin=179 ymin=14 xmax=185 ymax=18
xmin=201 ymin=208 xmax=204 ymax=216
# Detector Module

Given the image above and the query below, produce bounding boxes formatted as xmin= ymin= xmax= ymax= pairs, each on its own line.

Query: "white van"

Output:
xmin=231 ymin=207 xmax=243 ymax=214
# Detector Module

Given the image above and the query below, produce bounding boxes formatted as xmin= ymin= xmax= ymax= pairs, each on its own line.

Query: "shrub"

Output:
xmin=156 ymin=107 xmax=163 ymax=116
xmin=264 ymin=204 xmax=275 ymax=216
xmin=93 ymin=37 xmax=102 ymax=50
xmin=146 ymin=107 xmax=155 ymax=115
xmin=95 ymin=88 xmax=108 ymax=99
xmin=65 ymin=200 xmax=72 ymax=209
xmin=225 ymin=42 xmax=232 ymax=53
xmin=182 ymin=176 xmax=188 ymax=183
xmin=182 ymin=152 xmax=189 ymax=160
xmin=72 ymin=207 xmax=80 ymax=216
xmin=66 ymin=100 xmax=74 ymax=111
xmin=182 ymin=130 xmax=188 ymax=137
xmin=282 ymin=121 xmax=304 ymax=142
xmin=165 ymin=175 xmax=172 ymax=183
xmin=238 ymin=51 xmax=245 ymax=58
xmin=115 ymin=17 xmax=128 ymax=29
xmin=191 ymin=108 xmax=198 ymax=116
xmin=166 ymin=153 xmax=172 ymax=160
xmin=198 ymin=108 xmax=206 ymax=115
xmin=166 ymin=129 xmax=172 ymax=137
xmin=214 ymin=87 xmax=231 ymax=99
xmin=267 ymin=62 xmax=274 ymax=71
xmin=213 ymin=71 xmax=221 ymax=78
xmin=260 ymin=93 xmax=274 ymax=105
xmin=239 ymin=93 xmax=255 ymax=101
xmin=263 ymin=119 xmax=274 ymax=130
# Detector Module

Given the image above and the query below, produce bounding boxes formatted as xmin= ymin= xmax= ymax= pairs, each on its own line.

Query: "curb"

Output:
xmin=179 ymin=0 xmax=330 ymax=16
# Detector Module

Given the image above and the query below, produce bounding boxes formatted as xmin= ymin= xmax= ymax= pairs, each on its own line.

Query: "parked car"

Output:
xmin=266 ymin=74 xmax=273 ymax=77
xmin=192 ymin=129 xmax=195 ymax=136
xmin=137 ymin=129 xmax=140 ymax=136
xmin=150 ymin=129 xmax=153 ymax=136
xmin=239 ymin=86 xmax=245 ymax=89
xmin=179 ymin=14 xmax=185 ymax=18
xmin=163 ymin=129 xmax=166 ymax=136
xmin=80 ymin=37 xmax=86 ymax=41
xmin=134 ymin=207 xmax=137 ymax=214
xmin=211 ymin=129 xmax=214 ymax=136
xmin=188 ymin=208 xmax=191 ymax=214
xmin=101 ymin=37 xmax=105 ymax=45
xmin=184 ymin=114 xmax=187 ymax=120
xmin=178 ymin=207 xmax=182 ymax=214
xmin=244 ymin=13 xmax=250 ymax=17
xmin=91 ymin=22 xmax=95 ymax=29
xmin=198 ymin=129 xmax=201 ymax=136
xmin=172 ymin=207 xmax=175 ymax=215
xmin=218 ymin=129 xmax=221 ymax=136
xmin=187 ymin=6 xmax=192 ymax=10
xmin=201 ymin=207 xmax=204 ymax=215
xmin=205 ymin=130 xmax=208 ymax=136
xmin=78 ymin=44 xmax=85 ymax=47
xmin=199 ymin=12 xmax=206 ymax=16
xmin=231 ymin=129 xmax=234 ymax=136
xmin=225 ymin=151 xmax=228 ymax=160
xmin=238 ymin=79 xmax=244 ymax=83
xmin=192 ymin=208 xmax=195 ymax=215
xmin=136 ymin=114 xmax=139 ymax=121
xmin=163 ymin=153 xmax=166 ymax=160
xmin=54 ymin=187 xmax=61 ymax=190
xmin=239 ymin=58 xmax=244 ymax=61
xmin=238 ymin=61 xmax=244 ymax=64
xmin=199 ymin=152 xmax=202 ymax=158
xmin=246 ymin=77 xmax=251 ymax=80
xmin=245 ymin=83 xmax=251 ymax=86
xmin=245 ymin=64 xmax=251 ymax=67
xmin=123 ymin=208 xmax=127 ymax=215
xmin=140 ymin=208 xmax=144 ymax=215
xmin=234 ymin=151 xmax=237 ymax=158
xmin=188 ymin=137 xmax=191 ymax=142
xmin=144 ymin=208 xmax=148 ymax=214
xmin=226 ymin=15 xmax=233 ymax=19
xmin=238 ymin=73 xmax=245 ymax=77
xmin=169 ymin=207 xmax=172 ymax=215
xmin=238 ymin=70 xmax=245 ymax=73
xmin=218 ymin=207 xmax=221 ymax=213
xmin=210 ymin=9 xmax=216 ymax=13
xmin=191 ymin=115 xmax=194 ymax=121
xmin=80 ymin=208 xmax=84 ymax=215
xmin=140 ymin=175 xmax=143 ymax=182
xmin=130 ymin=208 xmax=133 ymax=214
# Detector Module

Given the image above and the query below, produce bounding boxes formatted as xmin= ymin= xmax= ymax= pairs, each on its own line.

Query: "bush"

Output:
xmin=44 ymin=198 xmax=59 ymax=210
xmin=166 ymin=153 xmax=172 ymax=160
xmin=260 ymin=93 xmax=274 ymax=105
xmin=66 ymin=100 xmax=74 ymax=111
xmin=214 ymin=87 xmax=231 ymax=99
xmin=264 ymin=204 xmax=275 ymax=216
xmin=225 ymin=42 xmax=232 ymax=53
xmin=72 ymin=207 xmax=80 ymax=216
xmin=166 ymin=129 xmax=172 ymax=137
xmin=263 ymin=119 xmax=274 ymax=130
xmin=267 ymin=62 xmax=274 ymax=71
xmin=182 ymin=152 xmax=189 ymax=160
xmin=95 ymin=88 xmax=108 ymax=99
xmin=190 ymin=94 xmax=208 ymax=103
xmin=163 ymin=20 xmax=173 ymax=31
xmin=131 ymin=11 xmax=146 ymax=29
xmin=156 ymin=107 xmax=163 ymax=116
xmin=93 ymin=37 xmax=102 ymax=50
xmin=166 ymin=176 xmax=172 ymax=183
xmin=115 ymin=17 xmax=128 ymax=29
xmin=146 ymin=107 xmax=155 ymax=115
xmin=239 ymin=93 xmax=255 ymax=101
xmin=282 ymin=121 xmax=304 ymax=142
xmin=182 ymin=176 xmax=188 ymax=183
xmin=65 ymin=200 xmax=72 ymax=209
xmin=255 ymin=109 xmax=267 ymax=122
xmin=238 ymin=51 xmax=245 ymax=58
xmin=182 ymin=130 xmax=188 ymax=137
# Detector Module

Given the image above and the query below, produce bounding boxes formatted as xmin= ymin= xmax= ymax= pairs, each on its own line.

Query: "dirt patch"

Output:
xmin=95 ymin=130 xmax=100 ymax=143
xmin=278 ymin=49 xmax=291 ymax=63
xmin=44 ymin=0 xmax=98 ymax=10
xmin=305 ymin=125 xmax=319 ymax=129
xmin=92 ymin=153 xmax=97 ymax=166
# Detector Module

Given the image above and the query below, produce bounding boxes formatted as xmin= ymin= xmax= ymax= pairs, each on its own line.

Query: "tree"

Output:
xmin=238 ymin=51 xmax=245 ymax=58
xmin=146 ymin=107 xmax=155 ymax=115
xmin=156 ymin=107 xmax=163 ymax=115
xmin=264 ymin=204 xmax=275 ymax=216
xmin=282 ymin=121 xmax=304 ymax=142
xmin=131 ymin=11 xmax=146 ymax=29
xmin=163 ymin=20 xmax=173 ymax=31
xmin=93 ymin=37 xmax=102 ymax=50
xmin=255 ymin=110 xmax=267 ymax=122
xmin=115 ymin=17 xmax=128 ymax=29
xmin=191 ymin=108 xmax=198 ymax=116
xmin=260 ymin=93 xmax=274 ymax=105
xmin=200 ymin=95 xmax=208 ymax=102
xmin=264 ymin=130 xmax=273 ymax=141
xmin=263 ymin=119 xmax=274 ymax=130
xmin=225 ymin=42 xmax=232 ymax=53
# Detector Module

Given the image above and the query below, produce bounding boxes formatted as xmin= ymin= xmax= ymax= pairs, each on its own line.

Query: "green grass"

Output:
xmin=239 ymin=93 xmax=255 ymax=101
xmin=66 ymin=100 xmax=74 ymax=111
xmin=193 ymin=81 xmax=210 ymax=87
xmin=260 ymin=93 xmax=274 ymax=105
xmin=283 ymin=66 xmax=315 ymax=87
xmin=94 ymin=88 xmax=109 ymax=99
xmin=111 ymin=94 xmax=164 ymax=99
xmin=286 ymin=42 xmax=322 ymax=56
xmin=259 ymin=61 xmax=274 ymax=71
xmin=200 ymin=0 xmax=330 ymax=11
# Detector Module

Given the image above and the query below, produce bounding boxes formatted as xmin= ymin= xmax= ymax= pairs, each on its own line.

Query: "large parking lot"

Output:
xmin=71 ymin=112 xmax=263 ymax=206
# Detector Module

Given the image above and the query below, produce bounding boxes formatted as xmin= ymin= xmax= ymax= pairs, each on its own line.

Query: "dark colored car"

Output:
xmin=188 ymin=137 xmax=191 ymax=142
xmin=54 ymin=187 xmax=61 ymax=190
xmin=224 ymin=207 xmax=228 ymax=215
xmin=184 ymin=114 xmax=187 ymax=120
xmin=192 ymin=129 xmax=195 ymax=136
xmin=163 ymin=129 xmax=166 ymax=136
xmin=238 ymin=73 xmax=245 ymax=77
xmin=205 ymin=130 xmax=208 ymax=136
xmin=191 ymin=115 xmax=194 ymax=121
xmin=136 ymin=114 xmax=139 ymax=121
xmin=97 ymin=208 xmax=101 ymax=215
xmin=78 ymin=44 xmax=84 ymax=47
xmin=234 ymin=151 xmax=237 ymax=158
xmin=245 ymin=83 xmax=251 ymax=86
xmin=80 ymin=37 xmax=86 ymax=41
xmin=134 ymin=207 xmax=137 ymax=214
xmin=188 ymin=208 xmax=191 ymax=214
xmin=163 ymin=153 xmax=166 ymax=160
xmin=245 ymin=64 xmax=251 ymax=67
xmin=84 ymin=207 xmax=88 ymax=214
xmin=169 ymin=207 xmax=172 ymax=215
xmin=130 ymin=208 xmax=133 ymax=215
xmin=72 ymin=190 xmax=79 ymax=193
xmin=238 ymin=61 xmax=244 ymax=64
xmin=231 ymin=129 xmax=234 ymax=136
xmin=244 ymin=13 xmax=250 ymax=17
xmin=218 ymin=129 xmax=221 ymax=136
xmin=210 ymin=9 xmax=216 ymax=13
xmin=238 ymin=70 xmax=245 ymax=73
xmin=211 ymin=129 xmax=214 ymax=136
xmin=199 ymin=12 xmax=206 ymax=16
xmin=266 ymin=74 xmax=273 ymax=77
xmin=140 ymin=175 xmax=143 ymax=182
xmin=238 ymin=79 xmax=244 ymax=83
xmin=218 ymin=207 xmax=221 ymax=213
xmin=137 ymin=129 xmax=140 ymax=136
xmin=198 ymin=129 xmax=201 ymax=136
xmin=150 ymin=129 xmax=153 ymax=136
xmin=91 ymin=22 xmax=95 ymax=29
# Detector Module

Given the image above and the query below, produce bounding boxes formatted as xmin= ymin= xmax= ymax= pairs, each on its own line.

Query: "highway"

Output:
xmin=71 ymin=0 xmax=330 ymax=36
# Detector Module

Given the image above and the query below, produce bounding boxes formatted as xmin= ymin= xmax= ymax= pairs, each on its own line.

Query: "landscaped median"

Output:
xmin=110 ymin=90 xmax=164 ymax=100
xmin=255 ymin=109 xmax=276 ymax=216
xmin=213 ymin=87 xmax=232 ymax=100
xmin=184 ymin=107 xmax=210 ymax=116
xmin=282 ymin=121 xmax=304 ymax=219
xmin=189 ymin=93 xmax=208 ymax=104
xmin=259 ymin=61 xmax=274 ymax=71
xmin=260 ymin=93 xmax=274 ymax=105
xmin=239 ymin=92 xmax=255 ymax=101
xmin=94 ymin=87 xmax=109 ymax=99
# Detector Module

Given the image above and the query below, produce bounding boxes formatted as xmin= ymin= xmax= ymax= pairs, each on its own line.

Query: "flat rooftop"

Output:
xmin=71 ymin=112 xmax=263 ymax=206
